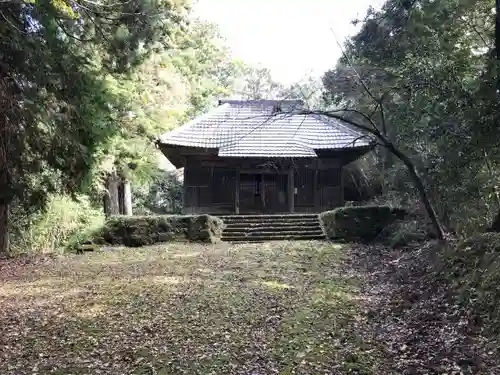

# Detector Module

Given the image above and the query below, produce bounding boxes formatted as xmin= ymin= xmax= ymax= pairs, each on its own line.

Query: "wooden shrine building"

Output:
xmin=157 ymin=99 xmax=372 ymax=214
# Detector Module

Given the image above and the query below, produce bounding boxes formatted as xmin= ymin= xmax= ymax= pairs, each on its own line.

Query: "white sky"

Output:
xmin=193 ymin=0 xmax=385 ymax=85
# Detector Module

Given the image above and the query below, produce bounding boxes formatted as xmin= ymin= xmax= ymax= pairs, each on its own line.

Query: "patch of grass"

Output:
xmin=0 ymin=241 xmax=378 ymax=374
xmin=9 ymin=194 xmax=104 ymax=255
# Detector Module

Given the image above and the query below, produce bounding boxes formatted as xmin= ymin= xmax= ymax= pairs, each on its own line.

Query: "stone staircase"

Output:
xmin=218 ymin=214 xmax=326 ymax=242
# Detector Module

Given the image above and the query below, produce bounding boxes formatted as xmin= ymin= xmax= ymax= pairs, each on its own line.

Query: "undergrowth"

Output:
xmin=9 ymin=195 xmax=104 ymax=255
xmin=437 ymin=233 xmax=500 ymax=335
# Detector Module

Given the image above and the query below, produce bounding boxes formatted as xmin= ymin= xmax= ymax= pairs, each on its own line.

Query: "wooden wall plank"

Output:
xmin=288 ymin=168 xmax=295 ymax=213
xmin=235 ymin=170 xmax=240 ymax=214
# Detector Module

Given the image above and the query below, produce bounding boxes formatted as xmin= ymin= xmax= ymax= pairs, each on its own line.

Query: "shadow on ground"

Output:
xmin=348 ymin=241 xmax=500 ymax=375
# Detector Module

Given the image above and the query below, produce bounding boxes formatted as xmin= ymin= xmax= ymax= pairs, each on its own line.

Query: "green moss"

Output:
xmin=187 ymin=214 xmax=223 ymax=243
xmin=81 ymin=214 xmax=224 ymax=248
xmin=320 ymin=205 xmax=407 ymax=243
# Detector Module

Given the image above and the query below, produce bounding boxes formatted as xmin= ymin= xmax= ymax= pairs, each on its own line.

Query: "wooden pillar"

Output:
xmin=288 ymin=167 xmax=295 ymax=213
xmin=339 ymin=167 xmax=345 ymax=206
xmin=261 ymin=173 xmax=265 ymax=210
xmin=313 ymin=169 xmax=318 ymax=211
xmin=235 ymin=170 xmax=240 ymax=214
xmin=182 ymin=167 xmax=187 ymax=214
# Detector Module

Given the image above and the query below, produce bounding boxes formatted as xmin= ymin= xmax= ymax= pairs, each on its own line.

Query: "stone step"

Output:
xmin=218 ymin=214 xmax=319 ymax=220
xmin=219 ymin=214 xmax=325 ymax=243
xmin=224 ymin=221 xmax=322 ymax=228
xmin=223 ymin=225 xmax=323 ymax=233
xmin=221 ymin=217 xmax=319 ymax=224
xmin=221 ymin=234 xmax=326 ymax=242
xmin=222 ymin=229 xmax=324 ymax=236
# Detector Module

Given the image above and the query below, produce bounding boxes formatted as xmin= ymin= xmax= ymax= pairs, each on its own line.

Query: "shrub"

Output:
xmin=133 ymin=169 xmax=183 ymax=215
xmin=9 ymin=195 xmax=104 ymax=254
xmin=82 ymin=214 xmax=223 ymax=248
xmin=380 ymin=218 xmax=436 ymax=248
xmin=320 ymin=205 xmax=407 ymax=243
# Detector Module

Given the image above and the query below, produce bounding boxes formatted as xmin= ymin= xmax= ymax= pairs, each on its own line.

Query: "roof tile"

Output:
xmin=158 ymin=100 xmax=370 ymax=157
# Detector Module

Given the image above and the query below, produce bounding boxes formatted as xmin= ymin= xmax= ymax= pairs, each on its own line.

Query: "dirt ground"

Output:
xmin=1 ymin=240 xmax=499 ymax=374
xmin=347 ymin=241 xmax=500 ymax=375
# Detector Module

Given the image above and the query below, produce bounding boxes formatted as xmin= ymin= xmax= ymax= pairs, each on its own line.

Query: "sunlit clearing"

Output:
xmin=74 ymin=303 xmax=107 ymax=318
xmin=0 ymin=283 xmax=82 ymax=298
xmin=259 ymin=280 xmax=294 ymax=290
xmin=311 ymin=286 xmax=353 ymax=305
xmin=196 ymin=268 xmax=213 ymax=274
xmin=172 ymin=251 xmax=201 ymax=258
xmin=148 ymin=276 xmax=184 ymax=285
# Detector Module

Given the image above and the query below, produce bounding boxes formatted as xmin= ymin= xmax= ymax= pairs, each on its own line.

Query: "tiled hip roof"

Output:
xmin=158 ymin=100 xmax=370 ymax=157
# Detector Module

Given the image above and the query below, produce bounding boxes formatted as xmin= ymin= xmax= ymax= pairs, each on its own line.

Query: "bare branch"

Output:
xmin=330 ymin=28 xmax=382 ymax=107
xmin=316 ymin=108 xmax=381 ymax=134
xmin=0 ymin=9 xmax=27 ymax=34
xmin=301 ymin=108 xmax=445 ymax=240
xmin=78 ymin=0 xmax=133 ymax=8
xmin=347 ymin=134 xmax=372 ymax=147
xmin=462 ymin=15 xmax=492 ymax=49
xmin=55 ymin=18 xmax=95 ymax=42
xmin=83 ymin=8 xmax=109 ymax=42
xmin=379 ymin=102 xmax=387 ymax=137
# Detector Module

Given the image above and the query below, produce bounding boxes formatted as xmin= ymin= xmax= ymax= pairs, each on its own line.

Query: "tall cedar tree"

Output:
xmin=0 ymin=0 xmax=189 ymax=254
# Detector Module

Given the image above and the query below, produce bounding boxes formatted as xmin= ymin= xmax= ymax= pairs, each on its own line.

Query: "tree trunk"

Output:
xmin=496 ymin=0 xmax=500 ymax=78
xmin=385 ymin=142 xmax=445 ymax=240
xmin=491 ymin=0 xmax=500 ymax=231
xmin=103 ymin=194 xmax=110 ymax=217
xmin=488 ymin=209 xmax=500 ymax=232
xmin=380 ymin=149 xmax=393 ymax=196
xmin=483 ymin=150 xmax=500 ymax=208
xmin=106 ymin=172 xmax=120 ymax=216
xmin=0 ymin=203 xmax=9 ymax=255
xmin=123 ymin=180 xmax=133 ymax=215
xmin=314 ymin=110 xmax=446 ymax=240
xmin=380 ymin=106 xmax=393 ymax=195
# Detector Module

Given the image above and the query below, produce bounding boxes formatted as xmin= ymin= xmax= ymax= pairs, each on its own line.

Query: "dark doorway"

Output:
xmin=239 ymin=173 xmax=288 ymax=213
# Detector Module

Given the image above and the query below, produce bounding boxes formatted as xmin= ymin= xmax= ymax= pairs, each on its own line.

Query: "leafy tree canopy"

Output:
xmin=321 ymin=0 xmax=498 ymax=233
xmin=0 ymin=0 xmax=191 ymax=252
